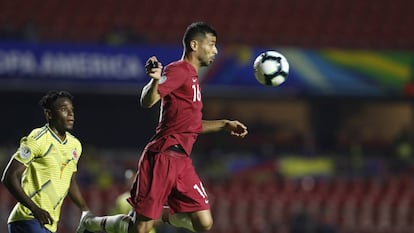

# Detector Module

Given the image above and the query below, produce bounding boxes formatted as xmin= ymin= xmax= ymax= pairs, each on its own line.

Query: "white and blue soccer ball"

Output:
xmin=253 ymin=50 xmax=289 ymax=86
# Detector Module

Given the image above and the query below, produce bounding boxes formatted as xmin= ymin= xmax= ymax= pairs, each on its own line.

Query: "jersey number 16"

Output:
xmin=192 ymin=84 xmax=201 ymax=102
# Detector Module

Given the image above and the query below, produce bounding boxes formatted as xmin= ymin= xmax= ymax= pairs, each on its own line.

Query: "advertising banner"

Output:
xmin=1 ymin=42 xmax=412 ymax=97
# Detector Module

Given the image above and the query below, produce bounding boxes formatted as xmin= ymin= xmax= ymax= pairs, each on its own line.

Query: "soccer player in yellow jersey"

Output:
xmin=1 ymin=90 xmax=90 ymax=233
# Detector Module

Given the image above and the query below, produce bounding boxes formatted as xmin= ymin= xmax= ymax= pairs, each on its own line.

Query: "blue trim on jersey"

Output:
xmin=28 ymin=179 xmax=51 ymax=198
xmin=33 ymin=126 xmax=48 ymax=140
xmin=42 ymin=144 xmax=53 ymax=157
xmin=46 ymin=125 xmax=68 ymax=144
xmin=8 ymin=219 xmax=53 ymax=233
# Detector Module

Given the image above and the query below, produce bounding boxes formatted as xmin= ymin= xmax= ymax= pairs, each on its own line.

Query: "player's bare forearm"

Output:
xmin=2 ymin=159 xmax=38 ymax=211
xmin=141 ymin=56 xmax=163 ymax=108
xmin=140 ymin=79 xmax=161 ymax=108
xmin=202 ymin=120 xmax=248 ymax=137
xmin=2 ymin=159 xmax=54 ymax=225
xmin=201 ymin=120 xmax=226 ymax=133
xmin=68 ymin=173 xmax=89 ymax=211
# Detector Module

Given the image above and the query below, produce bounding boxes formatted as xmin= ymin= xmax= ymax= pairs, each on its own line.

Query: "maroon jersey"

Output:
xmin=146 ymin=60 xmax=203 ymax=155
xmin=128 ymin=60 xmax=209 ymax=218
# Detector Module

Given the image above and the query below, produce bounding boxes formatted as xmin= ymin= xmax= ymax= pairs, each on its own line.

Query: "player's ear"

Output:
xmin=44 ymin=109 xmax=52 ymax=121
xmin=190 ymin=40 xmax=198 ymax=51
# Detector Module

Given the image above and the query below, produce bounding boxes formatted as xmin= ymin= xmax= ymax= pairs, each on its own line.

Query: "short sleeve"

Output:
xmin=158 ymin=64 xmax=188 ymax=97
xmin=13 ymin=136 xmax=42 ymax=166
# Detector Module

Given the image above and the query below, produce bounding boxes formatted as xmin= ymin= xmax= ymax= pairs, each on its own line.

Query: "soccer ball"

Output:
xmin=253 ymin=50 xmax=289 ymax=86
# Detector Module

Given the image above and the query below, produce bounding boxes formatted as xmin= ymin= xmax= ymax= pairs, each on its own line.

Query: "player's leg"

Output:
xmin=167 ymin=209 xmax=213 ymax=232
xmin=78 ymin=149 xmax=172 ymax=233
xmin=165 ymin=153 xmax=213 ymax=232
xmin=127 ymin=149 xmax=180 ymax=232
xmin=77 ymin=210 xmax=160 ymax=233
xmin=76 ymin=211 xmax=131 ymax=233
xmin=128 ymin=213 xmax=156 ymax=233
xmin=190 ymin=209 xmax=213 ymax=231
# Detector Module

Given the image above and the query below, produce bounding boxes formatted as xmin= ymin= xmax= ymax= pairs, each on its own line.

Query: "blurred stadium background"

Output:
xmin=1 ymin=0 xmax=414 ymax=233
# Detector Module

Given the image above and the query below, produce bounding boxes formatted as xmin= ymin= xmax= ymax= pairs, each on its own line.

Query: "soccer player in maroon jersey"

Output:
xmin=76 ymin=22 xmax=248 ymax=233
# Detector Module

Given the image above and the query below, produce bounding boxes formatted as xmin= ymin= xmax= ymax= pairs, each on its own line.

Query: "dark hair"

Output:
xmin=183 ymin=22 xmax=217 ymax=52
xmin=39 ymin=90 xmax=73 ymax=110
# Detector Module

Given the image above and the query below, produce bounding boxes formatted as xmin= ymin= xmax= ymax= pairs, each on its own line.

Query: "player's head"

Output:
xmin=183 ymin=22 xmax=218 ymax=66
xmin=39 ymin=90 xmax=75 ymax=132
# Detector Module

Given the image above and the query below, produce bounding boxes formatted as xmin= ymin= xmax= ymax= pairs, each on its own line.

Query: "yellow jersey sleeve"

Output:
xmin=13 ymin=136 xmax=43 ymax=166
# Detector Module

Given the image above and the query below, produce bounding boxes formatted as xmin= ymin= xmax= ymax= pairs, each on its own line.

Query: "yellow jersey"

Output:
xmin=8 ymin=124 xmax=82 ymax=232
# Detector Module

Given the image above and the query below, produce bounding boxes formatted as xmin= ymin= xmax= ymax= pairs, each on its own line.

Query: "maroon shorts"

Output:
xmin=128 ymin=148 xmax=210 ymax=219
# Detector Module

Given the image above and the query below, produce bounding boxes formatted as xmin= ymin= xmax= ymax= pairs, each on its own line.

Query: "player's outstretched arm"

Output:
xmin=140 ymin=79 xmax=161 ymax=108
xmin=68 ymin=173 xmax=89 ymax=211
xmin=1 ymin=159 xmax=54 ymax=226
xmin=140 ymin=57 xmax=163 ymax=108
xmin=202 ymin=120 xmax=248 ymax=137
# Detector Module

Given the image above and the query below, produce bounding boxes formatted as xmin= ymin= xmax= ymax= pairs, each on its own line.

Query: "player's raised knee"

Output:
xmin=191 ymin=209 xmax=213 ymax=232
xmin=193 ymin=218 xmax=213 ymax=232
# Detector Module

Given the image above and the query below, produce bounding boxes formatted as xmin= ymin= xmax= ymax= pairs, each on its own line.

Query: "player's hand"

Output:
xmin=32 ymin=206 xmax=54 ymax=227
xmin=224 ymin=120 xmax=248 ymax=138
xmin=145 ymin=56 xmax=163 ymax=80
